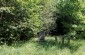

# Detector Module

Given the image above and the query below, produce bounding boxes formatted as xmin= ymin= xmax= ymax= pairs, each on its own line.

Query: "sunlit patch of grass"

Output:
xmin=0 ymin=37 xmax=85 ymax=55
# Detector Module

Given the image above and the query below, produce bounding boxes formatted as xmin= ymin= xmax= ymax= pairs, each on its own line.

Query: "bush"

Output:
xmin=0 ymin=0 xmax=34 ymax=45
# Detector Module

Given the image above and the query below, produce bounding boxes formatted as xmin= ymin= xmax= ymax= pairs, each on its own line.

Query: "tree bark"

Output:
xmin=67 ymin=36 xmax=70 ymax=44
xmin=62 ymin=36 xmax=64 ymax=44
xmin=55 ymin=36 xmax=57 ymax=41
xmin=38 ymin=31 xmax=45 ymax=42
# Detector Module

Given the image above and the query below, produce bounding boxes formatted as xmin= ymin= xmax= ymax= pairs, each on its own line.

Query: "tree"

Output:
xmin=55 ymin=0 xmax=85 ymax=44
xmin=0 ymin=0 xmax=34 ymax=45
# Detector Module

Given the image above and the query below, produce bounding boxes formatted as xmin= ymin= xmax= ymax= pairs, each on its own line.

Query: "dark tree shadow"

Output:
xmin=36 ymin=40 xmax=58 ymax=50
xmin=36 ymin=40 xmax=81 ymax=53
xmin=5 ymin=40 xmax=30 ymax=47
xmin=58 ymin=43 xmax=81 ymax=53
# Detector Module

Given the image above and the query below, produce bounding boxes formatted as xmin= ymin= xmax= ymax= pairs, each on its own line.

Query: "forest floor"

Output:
xmin=0 ymin=37 xmax=85 ymax=55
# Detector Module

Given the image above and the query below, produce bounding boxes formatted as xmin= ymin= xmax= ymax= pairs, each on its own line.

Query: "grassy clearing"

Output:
xmin=0 ymin=37 xmax=85 ymax=55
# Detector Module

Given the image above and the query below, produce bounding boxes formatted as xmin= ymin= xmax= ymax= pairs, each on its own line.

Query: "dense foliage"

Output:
xmin=0 ymin=0 xmax=34 ymax=44
xmin=50 ymin=0 xmax=85 ymax=38
xmin=0 ymin=0 xmax=85 ymax=45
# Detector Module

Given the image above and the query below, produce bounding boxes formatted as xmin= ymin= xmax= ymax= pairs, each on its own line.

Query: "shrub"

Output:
xmin=0 ymin=0 xmax=34 ymax=45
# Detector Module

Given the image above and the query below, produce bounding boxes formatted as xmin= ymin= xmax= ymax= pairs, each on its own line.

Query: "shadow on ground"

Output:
xmin=35 ymin=40 xmax=81 ymax=53
xmin=0 ymin=38 xmax=82 ymax=54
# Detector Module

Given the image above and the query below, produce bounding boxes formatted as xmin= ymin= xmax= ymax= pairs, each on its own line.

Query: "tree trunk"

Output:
xmin=38 ymin=31 xmax=45 ymax=41
xmin=62 ymin=36 xmax=64 ymax=44
xmin=55 ymin=36 xmax=57 ymax=41
xmin=67 ymin=36 xmax=70 ymax=44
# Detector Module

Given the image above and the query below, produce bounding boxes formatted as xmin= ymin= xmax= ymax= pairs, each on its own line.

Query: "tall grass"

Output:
xmin=0 ymin=37 xmax=85 ymax=55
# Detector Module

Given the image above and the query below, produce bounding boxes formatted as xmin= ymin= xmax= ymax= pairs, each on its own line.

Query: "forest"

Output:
xmin=0 ymin=0 xmax=85 ymax=55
